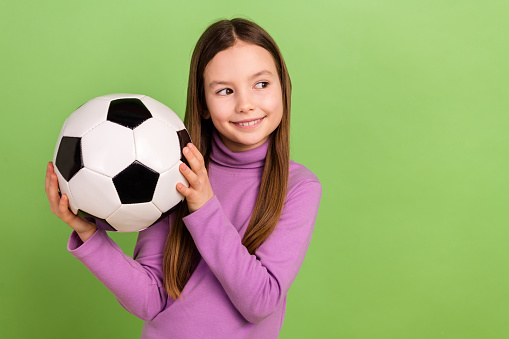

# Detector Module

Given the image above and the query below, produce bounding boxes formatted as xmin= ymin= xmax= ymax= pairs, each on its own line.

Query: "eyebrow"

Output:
xmin=208 ymin=70 xmax=274 ymax=88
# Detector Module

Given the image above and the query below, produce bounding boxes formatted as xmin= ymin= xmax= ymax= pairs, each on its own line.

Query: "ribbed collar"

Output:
xmin=209 ymin=130 xmax=268 ymax=169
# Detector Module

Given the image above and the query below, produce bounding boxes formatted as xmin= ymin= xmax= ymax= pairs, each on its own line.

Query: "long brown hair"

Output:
xmin=163 ymin=18 xmax=291 ymax=299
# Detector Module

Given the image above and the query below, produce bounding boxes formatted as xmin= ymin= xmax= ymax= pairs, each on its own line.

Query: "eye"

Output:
xmin=217 ymin=88 xmax=233 ymax=96
xmin=254 ymin=81 xmax=269 ymax=89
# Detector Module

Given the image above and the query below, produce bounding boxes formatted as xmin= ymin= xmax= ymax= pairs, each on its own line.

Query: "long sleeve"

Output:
xmin=183 ymin=177 xmax=322 ymax=323
xmin=67 ymin=217 xmax=171 ymax=321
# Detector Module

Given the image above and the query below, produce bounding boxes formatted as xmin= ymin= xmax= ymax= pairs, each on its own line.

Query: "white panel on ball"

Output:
xmin=69 ymin=168 xmax=122 ymax=219
xmin=54 ymin=167 xmax=79 ymax=214
xmin=106 ymin=203 xmax=162 ymax=232
xmin=140 ymin=96 xmax=186 ymax=130
xmin=134 ymin=119 xmax=181 ymax=173
xmin=152 ymin=162 xmax=188 ymax=213
xmin=82 ymin=121 xmax=136 ymax=177
xmin=62 ymin=99 xmax=111 ymax=137
xmin=97 ymin=93 xmax=145 ymax=101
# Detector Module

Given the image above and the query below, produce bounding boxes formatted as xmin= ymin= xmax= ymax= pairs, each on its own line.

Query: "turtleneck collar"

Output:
xmin=209 ymin=129 xmax=268 ymax=169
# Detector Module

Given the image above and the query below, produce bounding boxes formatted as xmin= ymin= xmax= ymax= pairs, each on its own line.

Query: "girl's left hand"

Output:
xmin=177 ymin=143 xmax=214 ymax=213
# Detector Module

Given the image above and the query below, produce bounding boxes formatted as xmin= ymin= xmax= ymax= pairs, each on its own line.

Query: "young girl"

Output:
xmin=45 ymin=18 xmax=321 ymax=338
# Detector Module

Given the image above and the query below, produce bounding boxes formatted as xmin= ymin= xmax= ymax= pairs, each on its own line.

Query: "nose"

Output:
xmin=236 ymin=90 xmax=255 ymax=114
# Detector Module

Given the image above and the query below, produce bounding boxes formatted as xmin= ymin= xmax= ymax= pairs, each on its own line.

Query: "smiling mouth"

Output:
xmin=232 ymin=117 xmax=265 ymax=128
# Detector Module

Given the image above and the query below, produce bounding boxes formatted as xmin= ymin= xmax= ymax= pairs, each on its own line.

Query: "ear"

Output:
xmin=202 ymin=110 xmax=210 ymax=119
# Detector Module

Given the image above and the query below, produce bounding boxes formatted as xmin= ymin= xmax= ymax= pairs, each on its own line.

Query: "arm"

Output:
xmin=176 ymin=143 xmax=322 ymax=322
xmin=47 ymin=161 xmax=170 ymax=320
xmin=67 ymin=217 xmax=170 ymax=321
xmin=183 ymin=180 xmax=322 ymax=323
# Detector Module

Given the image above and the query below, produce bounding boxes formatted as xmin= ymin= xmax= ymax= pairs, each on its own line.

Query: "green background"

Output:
xmin=1 ymin=0 xmax=508 ymax=338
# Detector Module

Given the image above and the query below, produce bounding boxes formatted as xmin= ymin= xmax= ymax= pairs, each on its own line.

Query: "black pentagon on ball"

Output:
xmin=107 ymin=98 xmax=152 ymax=129
xmin=177 ymin=129 xmax=192 ymax=167
xmin=113 ymin=161 xmax=160 ymax=204
xmin=78 ymin=210 xmax=118 ymax=231
xmin=56 ymin=136 xmax=83 ymax=181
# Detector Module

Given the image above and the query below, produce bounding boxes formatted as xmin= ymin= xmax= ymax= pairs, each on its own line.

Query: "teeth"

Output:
xmin=238 ymin=118 xmax=261 ymax=127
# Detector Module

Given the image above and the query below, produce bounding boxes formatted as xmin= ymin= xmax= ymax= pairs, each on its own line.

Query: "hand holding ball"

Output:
xmin=52 ymin=94 xmax=190 ymax=232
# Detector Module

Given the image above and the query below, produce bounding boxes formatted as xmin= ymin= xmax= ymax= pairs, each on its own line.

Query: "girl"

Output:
xmin=45 ymin=18 xmax=321 ymax=338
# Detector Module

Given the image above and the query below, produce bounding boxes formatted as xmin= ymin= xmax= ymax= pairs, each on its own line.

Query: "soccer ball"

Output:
xmin=53 ymin=94 xmax=190 ymax=232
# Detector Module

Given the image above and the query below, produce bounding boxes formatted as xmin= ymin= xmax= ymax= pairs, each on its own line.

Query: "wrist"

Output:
xmin=77 ymin=226 xmax=98 ymax=243
xmin=188 ymin=193 xmax=214 ymax=213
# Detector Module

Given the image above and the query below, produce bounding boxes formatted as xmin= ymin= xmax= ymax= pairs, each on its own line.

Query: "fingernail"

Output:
xmin=183 ymin=148 xmax=190 ymax=155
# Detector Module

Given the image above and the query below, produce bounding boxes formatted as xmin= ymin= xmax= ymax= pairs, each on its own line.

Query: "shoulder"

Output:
xmin=287 ymin=160 xmax=322 ymax=197
xmin=276 ymin=160 xmax=322 ymax=220
xmin=289 ymin=160 xmax=321 ymax=186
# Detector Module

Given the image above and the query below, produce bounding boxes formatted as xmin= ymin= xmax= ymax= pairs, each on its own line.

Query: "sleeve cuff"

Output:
xmin=182 ymin=195 xmax=221 ymax=232
xmin=67 ymin=229 xmax=107 ymax=259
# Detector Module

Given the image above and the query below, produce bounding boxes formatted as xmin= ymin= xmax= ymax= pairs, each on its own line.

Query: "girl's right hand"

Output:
xmin=45 ymin=162 xmax=97 ymax=242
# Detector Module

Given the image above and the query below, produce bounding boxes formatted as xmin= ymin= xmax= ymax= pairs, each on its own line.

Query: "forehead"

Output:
xmin=204 ymin=41 xmax=278 ymax=81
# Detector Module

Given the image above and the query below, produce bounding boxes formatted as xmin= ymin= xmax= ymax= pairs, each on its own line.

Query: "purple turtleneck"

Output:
xmin=67 ymin=131 xmax=322 ymax=339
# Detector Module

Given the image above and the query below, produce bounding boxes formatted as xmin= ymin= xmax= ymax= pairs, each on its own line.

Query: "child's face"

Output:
xmin=203 ymin=41 xmax=283 ymax=152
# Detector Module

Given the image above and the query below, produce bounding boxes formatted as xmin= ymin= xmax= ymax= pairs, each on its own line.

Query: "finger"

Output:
xmin=45 ymin=162 xmax=54 ymax=193
xmin=59 ymin=194 xmax=74 ymax=219
xmin=188 ymin=143 xmax=205 ymax=163
xmin=176 ymin=182 xmax=193 ymax=198
xmin=60 ymin=195 xmax=80 ymax=225
xmin=59 ymin=194 xmax=69 ymax=214
xmin=47 ymin=173 xmax=62 ymax=212
xmin=183 ymin=145 xmax=205 ymax=174
xmin=179 ymin=162 xmax=200 ymax=187
xmin=45 ymin=164 xmax=50 ymax=193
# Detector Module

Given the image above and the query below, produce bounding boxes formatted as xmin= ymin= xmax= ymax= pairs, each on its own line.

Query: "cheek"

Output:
xmin=205 ymin=98 xmax=231 ymax=124
xmin=263 ymin=92 xmax=284 ymax=118
xmin=205 ymin=94 xmax=223 ymax=116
